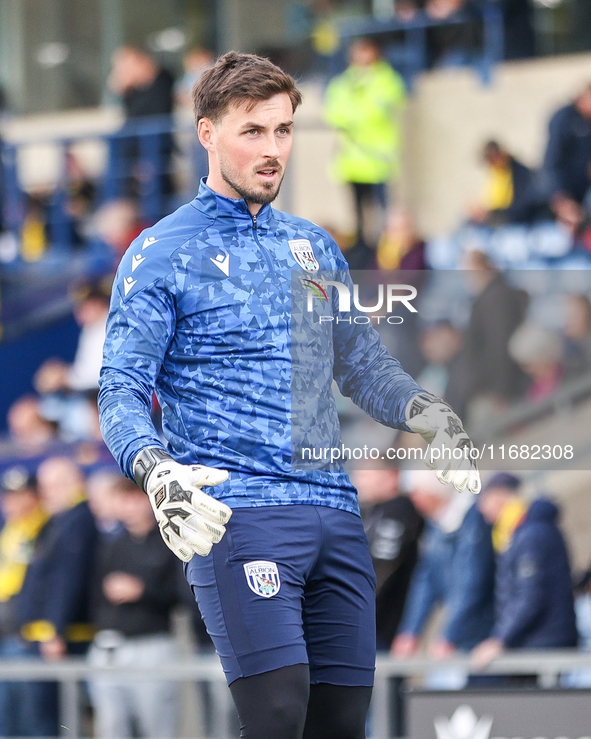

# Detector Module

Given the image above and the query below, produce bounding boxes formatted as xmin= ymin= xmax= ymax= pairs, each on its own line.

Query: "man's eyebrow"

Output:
xmin=240 ymin=121 xmax=294 ymax=130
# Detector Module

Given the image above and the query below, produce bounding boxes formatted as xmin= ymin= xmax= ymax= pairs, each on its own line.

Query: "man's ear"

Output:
xmin=198 ymin=118 xmax=216 ymax=153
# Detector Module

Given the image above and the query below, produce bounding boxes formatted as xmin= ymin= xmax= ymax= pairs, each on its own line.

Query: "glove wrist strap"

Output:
xmin=405 ymin=391 xmax=438 ymax=421
xmin=133 ymin=447 xmax=172 ymax=492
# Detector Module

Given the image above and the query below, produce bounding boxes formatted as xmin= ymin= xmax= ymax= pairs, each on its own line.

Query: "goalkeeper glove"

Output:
xmin=133 ymin=447 xmax=232 ymax=561
xmin=405 ymin=393 xmax=481 ymax=494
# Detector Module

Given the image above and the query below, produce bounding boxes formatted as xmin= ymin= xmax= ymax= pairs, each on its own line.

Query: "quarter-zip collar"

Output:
xmin=190 ymin=177 xmax=274 ymax=232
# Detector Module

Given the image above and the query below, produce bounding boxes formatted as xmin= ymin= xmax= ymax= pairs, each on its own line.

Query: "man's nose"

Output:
xmin=262 ymin=133 xmax=280 ymax=159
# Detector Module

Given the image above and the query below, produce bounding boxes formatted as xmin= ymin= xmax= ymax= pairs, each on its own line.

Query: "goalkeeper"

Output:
xmin=98 ymin=52 xmax=480 ymax=739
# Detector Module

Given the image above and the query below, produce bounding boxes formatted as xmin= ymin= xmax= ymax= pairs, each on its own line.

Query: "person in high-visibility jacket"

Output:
xmin=324 ymin=38 xmax=407 ymax=253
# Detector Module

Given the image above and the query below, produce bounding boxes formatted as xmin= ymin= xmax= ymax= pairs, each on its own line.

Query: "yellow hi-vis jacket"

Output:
xmin=324 ymin=60 xmax=407 ymax=185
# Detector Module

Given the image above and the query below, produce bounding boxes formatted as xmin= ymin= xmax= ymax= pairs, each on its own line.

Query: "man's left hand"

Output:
xmin=405 ymin=393 xmax=481 ymax=494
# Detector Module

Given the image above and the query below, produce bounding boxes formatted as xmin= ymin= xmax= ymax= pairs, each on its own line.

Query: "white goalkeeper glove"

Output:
xmin=133 ymin=447 xmax=232 ymax=561
xmin=405 ymin=393 xmax=481 ymax=494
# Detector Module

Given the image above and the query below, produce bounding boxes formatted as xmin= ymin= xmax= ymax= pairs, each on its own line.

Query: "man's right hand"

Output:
xmin=133 ymin=448 xmax=232 ymax=562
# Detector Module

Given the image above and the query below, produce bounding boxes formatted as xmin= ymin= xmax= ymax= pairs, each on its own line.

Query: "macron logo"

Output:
xmin=123 ymin=277 xmax=137 ymax=296
xmin=210 ymin=253 xmax=230 ymax=276
xmin=131 ymin=254 xmax=145 ymax=271
xmin=142 ymin=236 xmax=158 ymax=250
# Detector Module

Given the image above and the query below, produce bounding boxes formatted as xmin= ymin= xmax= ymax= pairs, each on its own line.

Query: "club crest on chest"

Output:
xmin=289 ymin=239 xmax=319 ymax=273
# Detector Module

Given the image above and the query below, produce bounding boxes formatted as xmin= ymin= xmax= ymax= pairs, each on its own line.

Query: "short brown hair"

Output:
xmin=192 ymin=51 xmax=302 ymax=127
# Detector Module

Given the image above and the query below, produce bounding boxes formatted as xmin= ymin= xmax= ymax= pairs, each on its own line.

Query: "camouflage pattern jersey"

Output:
xmin=98 ymin=180 xmax=422 ymax=516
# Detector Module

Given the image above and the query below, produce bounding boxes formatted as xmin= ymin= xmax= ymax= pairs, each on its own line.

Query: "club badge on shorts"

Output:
xmin=289 ymin=239 xmax=319 ymax=273
xmin=244 ymin=560 xmax=281 ymax=598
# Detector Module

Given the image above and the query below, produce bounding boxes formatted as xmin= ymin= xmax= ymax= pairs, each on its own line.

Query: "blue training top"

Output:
xmin=98 ymin=180 xmax=422 ymax=515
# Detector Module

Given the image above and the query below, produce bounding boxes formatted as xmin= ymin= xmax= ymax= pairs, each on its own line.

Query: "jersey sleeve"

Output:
xmin=98 ymin=246 xmax=177 ymax=480
xmin=329 ymin=246 xmax=422 ymax=430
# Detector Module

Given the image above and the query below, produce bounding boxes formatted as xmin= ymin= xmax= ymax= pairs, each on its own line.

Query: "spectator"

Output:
xmin=107 ymin=45 xmax=175 ymax=215
xmin=34 ymin=281 xmax=110 ymax=442
xmin=425 ymin=0 xmax=480 ymax=68
xmin=457 ymin=251 xmax=528 ymax=420
xmin=62 ymin=151 xmax=97 ymax=248
xmin=175 ymin=47 xmax=214 ymax=109
xmin=0 ymin=468 xmax=47 ymax=738
xmin=92 ymin=198 xmax=142 ymax=265
xmin=324 ymin=38 xmax=407 ymax=257
xmin=472 ymin=474 xmax=577 ymax=669
xmin=415 ymin=320 xmax=463 ymax=401
xmin=19 ymin=192 xmax=49 ymax=263
xmin=500 ymin=0 xmax=535 ymax=61
xmin=86 ymin=470 xmax=124 ymax=542
xmin=563 ymin=294 xmax=591 ymax=376
xmin=508 ymin=321 xmax=564 ymax=403
xmin=16 ymin=457 xmax=97 ymax=737
xmin=35 ymin=281 xmax=110 ymax=395
xmin=174 ymin=47 xmax=214 ymax=197
xmin=469 ymin=141 xmax=542 ymax=226
xmin=109 ymin=45 xmax=174 ymax=122
xmin=393 ymin=470 xmax=495 ymax=659
xmin=353 ymin=463 xmax=424 ymax=651
xmin=542 ymin=84 xmax=591 ymax=231
xmin=376 ymin=207 xmax=427 ymax=271
xmin=394 ymin=0 xmax=424 ymax=22
xmin=87 ymin=476 xmax=180 ymax=739
xmin=563 ymin=568 xmax=591 ymax=687
xmin=5 ymin=396 xmax=57 ymax=454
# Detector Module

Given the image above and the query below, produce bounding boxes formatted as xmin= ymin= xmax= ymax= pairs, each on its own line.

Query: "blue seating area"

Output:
xmin=426 ymin=222 xmax=591 ymax=271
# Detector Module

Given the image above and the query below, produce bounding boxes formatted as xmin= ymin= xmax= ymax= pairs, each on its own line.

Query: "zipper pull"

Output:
xmin=252 ymin=213 xmax=257 ymax=230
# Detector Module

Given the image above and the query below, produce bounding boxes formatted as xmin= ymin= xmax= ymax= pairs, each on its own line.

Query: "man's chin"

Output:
xmin=221 ymin=169 xmax=283 ymax=205
xmin=246 ymin=180 xmax=282 ymax=205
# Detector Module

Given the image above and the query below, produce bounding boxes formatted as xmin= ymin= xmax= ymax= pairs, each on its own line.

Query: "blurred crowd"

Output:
xmin=0 ymin=459 xmax=212 ymax=739
xmin=1 ymin=456 xmax=591 ymax=737
xmin=2 ymin=26 xmax=590 ymax=275
xmin=0 ymin=278 xmax=115 ymax=474
xmin=323 ymin=37 xmax=591 ymax=271
xmin=0 ymin=43 xmax=214 ymax=269
xmin=2 ymin=12 xmax=591 ymax=738
xmin=357 ymin=465 xmax=591 ymax=688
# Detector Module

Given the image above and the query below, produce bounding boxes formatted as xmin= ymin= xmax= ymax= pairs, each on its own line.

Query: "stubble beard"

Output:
xmin=220 ymin=160 xmax=285 ymax=206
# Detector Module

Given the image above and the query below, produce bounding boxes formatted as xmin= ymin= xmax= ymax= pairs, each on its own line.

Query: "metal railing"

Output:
xmin=1 ymin=115 xmax=208 ymax=249
xmin=1 ymin=650 xmax=590 ymax=739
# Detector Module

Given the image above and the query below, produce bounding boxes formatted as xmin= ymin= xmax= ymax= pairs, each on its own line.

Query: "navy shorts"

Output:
xmin=185 ymin=504 xmax=377 ymax=686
